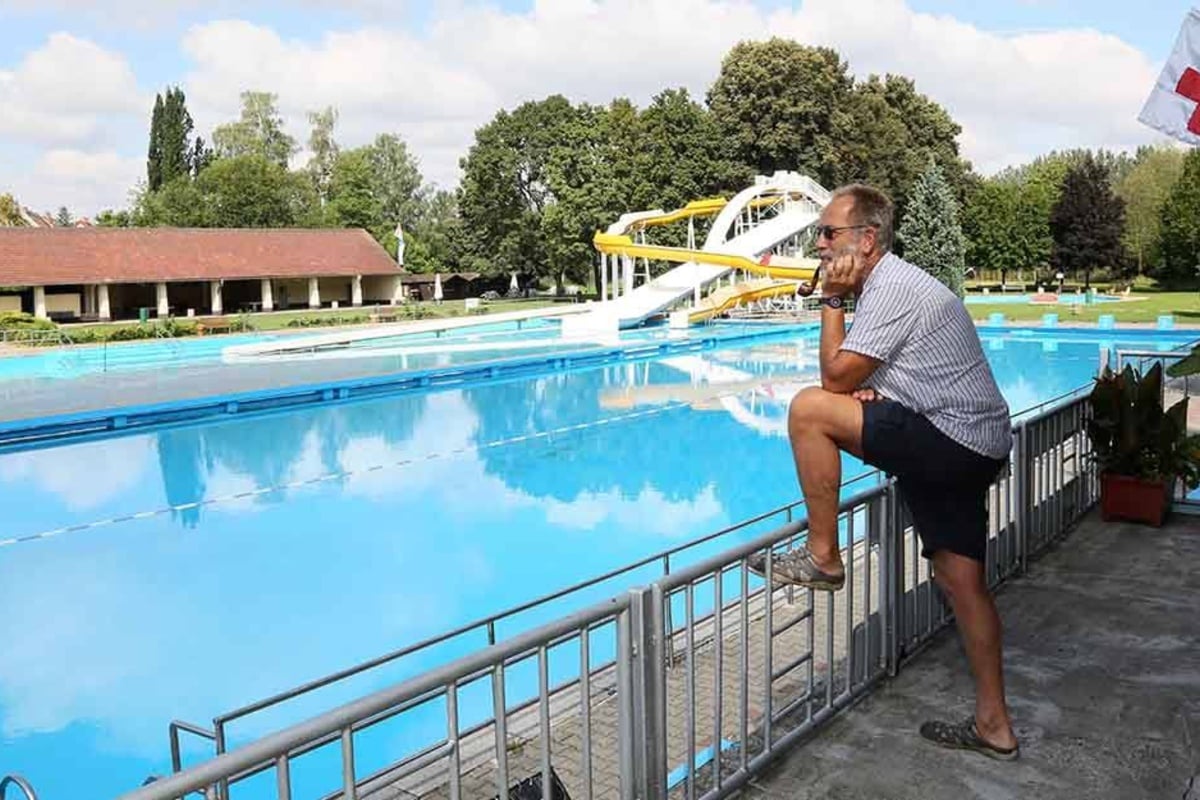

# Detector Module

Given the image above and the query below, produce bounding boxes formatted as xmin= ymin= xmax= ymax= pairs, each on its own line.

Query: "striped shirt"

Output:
xmin=841 ymin=252 xmax=1012 ymax=459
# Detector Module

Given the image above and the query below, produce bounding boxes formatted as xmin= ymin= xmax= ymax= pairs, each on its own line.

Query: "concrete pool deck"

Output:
xmin=747 ymin=510 xmax=1200 ymax=800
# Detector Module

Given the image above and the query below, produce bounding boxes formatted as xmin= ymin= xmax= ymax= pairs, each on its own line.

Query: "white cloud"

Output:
xmin=8 ymin=148 xmax=144 ymax=217
xmin=171 ymin=0 xmax=1167 ymax=192
xmin=0 ymin=32 xmax=142 ymax=143
xmin=0 ymin=0 xmax=1174 ymax=213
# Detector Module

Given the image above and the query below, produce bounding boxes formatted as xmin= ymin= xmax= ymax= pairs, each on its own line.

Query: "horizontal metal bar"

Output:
xmin=170 ymin=720 xmax=217 ymax=741
xmin=661 ymin=484 xmax=889 ymax=589
xmin=320 ymin=741 xmax=455 ymax=800
xmin=771 ymin=651 xmax=813 ymax=683
xmin=116 ymin=598 xmax=628 ymax=800
xmin=771 ymin=607 xmax=812 ymax=638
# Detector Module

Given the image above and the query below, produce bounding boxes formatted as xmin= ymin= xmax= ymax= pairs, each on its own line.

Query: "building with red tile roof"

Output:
xmin=0 ymin=228 xmax=404 ymax=321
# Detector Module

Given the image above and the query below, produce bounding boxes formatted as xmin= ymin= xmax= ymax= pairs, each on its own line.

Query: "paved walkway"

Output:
xmin=748 ymin=510 xmax=1200 ymax=800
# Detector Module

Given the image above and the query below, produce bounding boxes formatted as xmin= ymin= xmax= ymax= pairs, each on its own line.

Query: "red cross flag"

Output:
xmin=1138 ymin=8 xmax=1200 ymax=146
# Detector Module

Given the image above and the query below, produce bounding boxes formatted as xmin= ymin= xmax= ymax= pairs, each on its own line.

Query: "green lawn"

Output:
xmin=967 ymin=292 xmax=1200 ymax=325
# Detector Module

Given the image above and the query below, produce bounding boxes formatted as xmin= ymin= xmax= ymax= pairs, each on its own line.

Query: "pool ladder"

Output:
xmin=0 ymin=775 xmax=37 ymax=800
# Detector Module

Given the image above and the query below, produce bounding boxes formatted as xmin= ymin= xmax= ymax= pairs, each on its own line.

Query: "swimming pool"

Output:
xmin=963 ymin=293 xmax=1119 ymax=305
xmin=1 ymin=325 xmax=1195 ymax=799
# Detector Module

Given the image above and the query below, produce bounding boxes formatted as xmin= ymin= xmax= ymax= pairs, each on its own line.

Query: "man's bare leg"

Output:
xmin=786 ymin=387 xmax=866 ymax=575
xmin=931 ymin=550 xmax=1018 ymax=750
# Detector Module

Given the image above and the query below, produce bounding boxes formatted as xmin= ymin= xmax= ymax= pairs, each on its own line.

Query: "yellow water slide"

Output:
xmin=593 ymin=232 xmax=819 ymax=283
xmin=685 ymin=277 xmax=807 ymax=324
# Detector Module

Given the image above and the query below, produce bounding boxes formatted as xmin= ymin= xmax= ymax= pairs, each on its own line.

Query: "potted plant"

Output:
xmin=1086 ymin=361 xmax=1200 ymax=526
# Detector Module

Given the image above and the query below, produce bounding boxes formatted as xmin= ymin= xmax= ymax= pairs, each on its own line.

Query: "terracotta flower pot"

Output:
xmin=1100 ymin=473 xmax=1172 ymax=527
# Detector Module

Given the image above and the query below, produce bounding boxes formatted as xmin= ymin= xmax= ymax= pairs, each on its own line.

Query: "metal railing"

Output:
xmin=169 ymin=469 xmax=888 ymax=779
xmin=0 ymin=328 xmax=73 ymax=347
xmin=121 ymin=393 xmax=1098 ymax=800
xmin=0 ymin=775 xmax=37 ymax=800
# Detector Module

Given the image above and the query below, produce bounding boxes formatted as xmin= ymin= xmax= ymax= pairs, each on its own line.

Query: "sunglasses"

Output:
xmin=814 ymin=224 xmax=874 ymax=241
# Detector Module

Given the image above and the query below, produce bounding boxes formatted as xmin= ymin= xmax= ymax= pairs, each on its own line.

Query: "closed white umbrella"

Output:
xmin=433 ymin=272 xmax=443 ymax=303
xmin=510 ymin=272 xmax=519 ymax=293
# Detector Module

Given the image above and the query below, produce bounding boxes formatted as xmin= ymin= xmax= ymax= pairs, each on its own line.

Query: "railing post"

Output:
xmin=1015 ymin=423 xmax=1029 ymax=574
xmin=627 ymin=586 xmax=667 ymax=800
xmin=882 ymin=479 xmax=905 ymax=676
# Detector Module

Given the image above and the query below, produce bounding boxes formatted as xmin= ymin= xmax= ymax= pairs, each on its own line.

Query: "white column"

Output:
xmin=260 ymin=279 xmax=274 ymax=312
xmin=623 ymin=255 xmax=634 ymax=295
xmin=351 ymin=274 xmax=363 ymax=307
xmin=600 ymin=254 xmax=608 ymax=302
xmin=33 ymin=286 xmax=46 ymax=319
xmin=98 ymin=284 xmax=111 ymax=321
xmin=611 ymin=255 xmax=620 ymax=299
xmin=210 ymin=281 xmax=224 ymax=315
xmin=156 ymin=282 xmax=169 ymax=317
xmin=308 ymin=277 xmax=321 ymax=309
xmin=391 ymin=275 xmax=404 ymax=305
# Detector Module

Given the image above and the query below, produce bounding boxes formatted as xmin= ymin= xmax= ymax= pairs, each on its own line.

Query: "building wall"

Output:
xmin=319 ymin=277 xmax=351 ymax=305
xmin=274 ymin=279 xmax=309 ymax=310
xmin=45 ymin=292 xmax=81 ymax=317
xmin=362 ymin=275 xmax=400 ymax=304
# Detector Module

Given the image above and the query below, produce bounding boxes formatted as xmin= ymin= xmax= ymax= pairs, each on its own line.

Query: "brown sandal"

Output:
xmin=919 ymin=717 xmax=1020 ymax=761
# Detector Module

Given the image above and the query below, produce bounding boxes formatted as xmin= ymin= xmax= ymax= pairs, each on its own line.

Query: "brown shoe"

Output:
xmin=746 ymin=546 xmax=845 ymax=591
xmin=919 ymin=717 xmax=1020 ymax=761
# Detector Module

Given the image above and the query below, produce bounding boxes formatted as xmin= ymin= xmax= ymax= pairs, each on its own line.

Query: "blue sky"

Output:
xmin=0 ymin=0 xmax=1194 ymax=216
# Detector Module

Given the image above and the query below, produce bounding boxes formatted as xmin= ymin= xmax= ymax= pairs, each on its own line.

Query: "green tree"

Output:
xmin=405 ymin=189 xmax=464 ymax=273
xmin=1159 ymin=149 xmax=1200 ymax=287
xmin=707 ymin=39 xmax=853 ymax=181
xmin=897 ymin=160 xmax=965 ymax=296
xmin=146 ymin=86 xmax=195 ymax=190
xmin=1049 ymin=153 xmax=1127 ymax=289
xmin=195 ymin=155 xmax=303 ymax=227
xmin=134 ymin=176 xmax=208 ymax=226
xmin=458 ymin=96 xmax=569 ymax=282
xmin=633 ymin=88 xmax=749 ymax=213
xmin=962 ymin=178 xmax=1022 ymax=284
xmin=0 ymin=193 xmax=26 ymax=226
xmin=212 ymin=91 xmax=298 ymax=168
xmin=147 ymin=93 xmax=164 ymax=191
xmin=324 ymin=134 xmax=427 ymax=252
xmin=1116 ymin=145 xmax=1186 ymax=275
xmin=832 ymin=75 xmax=971 ymax=218
xmin=306 ymin=107 xmax=339 ymax=204
xmin=365 ymin=133 xmax=424 ymax=233
xmin=55 ymin=206 xmax=73 ymax=227
xmin=95 ymin=209 xmax=133 ymax=227
xmin=328 ymin=148 xmax=377 ymax=230
xmin=190 ymin=135 xmax=214 ymax=177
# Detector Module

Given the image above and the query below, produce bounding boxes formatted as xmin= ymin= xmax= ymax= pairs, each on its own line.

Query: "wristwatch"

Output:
xmin=820 ymin=295 xmax=845 ymax=310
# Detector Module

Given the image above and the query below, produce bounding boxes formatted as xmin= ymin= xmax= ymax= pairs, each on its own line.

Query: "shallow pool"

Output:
xmin=963 ymin=293 xmax=1119 ymax=305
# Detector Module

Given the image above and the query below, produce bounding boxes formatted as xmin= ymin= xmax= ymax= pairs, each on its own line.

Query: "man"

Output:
xmin=749 ymin=184 xmax=1019 ymax=761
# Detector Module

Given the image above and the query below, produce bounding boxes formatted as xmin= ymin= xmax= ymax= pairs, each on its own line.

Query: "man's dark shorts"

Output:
xmin=861 ymin=399 xmax=1009 ymax=563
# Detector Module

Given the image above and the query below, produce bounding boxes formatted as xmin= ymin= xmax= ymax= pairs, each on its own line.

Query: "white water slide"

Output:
xmin=562 ymin=172 xmax=829 ymax=336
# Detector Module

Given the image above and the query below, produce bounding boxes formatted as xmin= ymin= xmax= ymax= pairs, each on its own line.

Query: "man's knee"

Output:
xmin=788 ymin=386 xmax=837 ymax=434
xmin=932 ymin=552 xmax=987 ymax=600
xmin=788 ymin=386 xmax=863 ymax=454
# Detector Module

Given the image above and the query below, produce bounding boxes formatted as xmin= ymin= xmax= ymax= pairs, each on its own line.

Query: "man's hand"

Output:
xmin=822 ymin=251 xmax=863 ymax=298
xmin=851 ymin=387 xmax=881 ymax=402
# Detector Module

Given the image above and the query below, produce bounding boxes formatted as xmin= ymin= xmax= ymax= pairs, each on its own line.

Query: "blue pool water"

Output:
xmin=1 ymin=325 xmax=1195 ymax=799
xmin=963 ymin=293 xmax=1119 ymax=305
xmin=0 ymin=332 xmax=282 ymax=381
xmin=0 ymin=318 xmax=566 ymax=382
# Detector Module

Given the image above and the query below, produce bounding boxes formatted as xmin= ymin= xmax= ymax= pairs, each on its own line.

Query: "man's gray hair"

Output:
xmin=830 ymin=184 xmax=894 ymax=253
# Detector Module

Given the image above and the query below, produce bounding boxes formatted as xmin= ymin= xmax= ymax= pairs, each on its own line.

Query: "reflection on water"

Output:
xmin=0 ymin=329 xmax=1191 ymax=799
